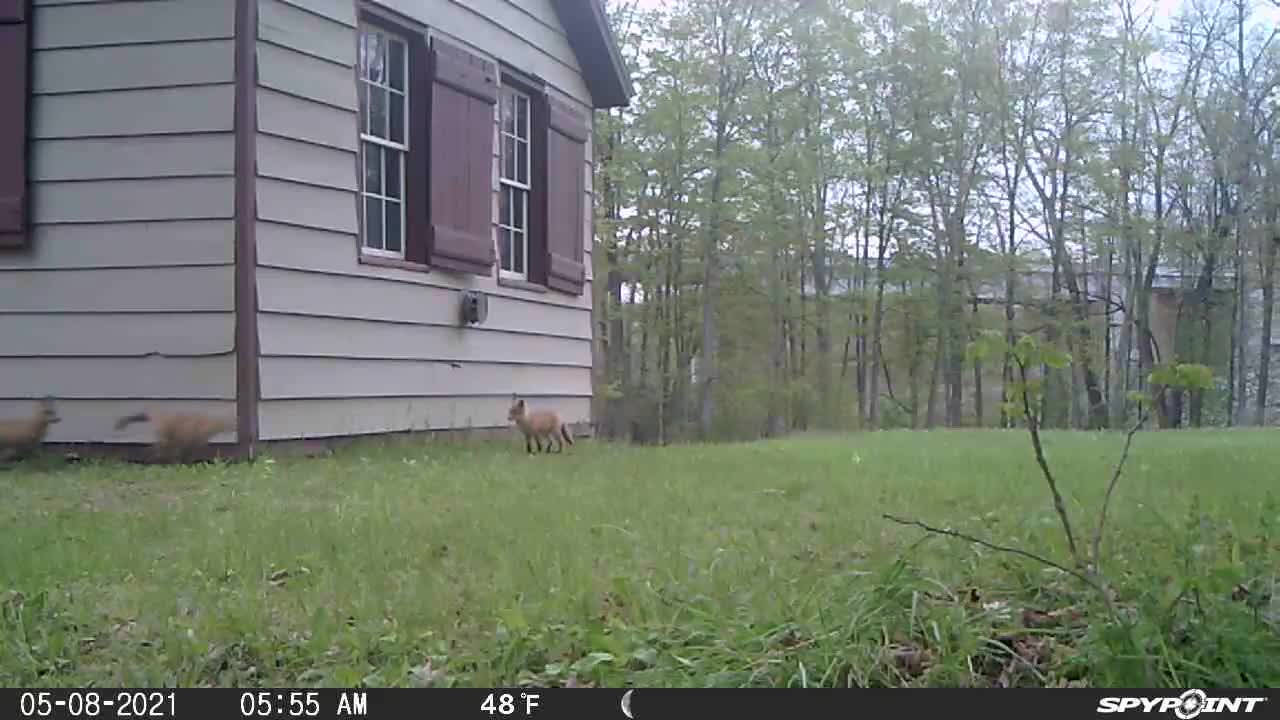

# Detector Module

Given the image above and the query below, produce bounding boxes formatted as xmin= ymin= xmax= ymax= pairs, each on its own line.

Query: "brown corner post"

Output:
xmin=233 ymin=0 xmax=260 ymax=460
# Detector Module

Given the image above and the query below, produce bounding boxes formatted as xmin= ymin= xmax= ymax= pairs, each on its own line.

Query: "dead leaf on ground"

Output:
xmin=991 ymin=636 xmax=1053 ymax=687
xmin=1022 ymin=607 xmax=1084 ymax=629
xmin=887 ymin=644 xmax=932 ymax=679
xmin=409 ymin=659 xmax=447 ymax=688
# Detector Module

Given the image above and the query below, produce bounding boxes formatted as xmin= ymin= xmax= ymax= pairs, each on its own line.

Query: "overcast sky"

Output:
xmin=625 ymin=0 xmax=1280 ymax=33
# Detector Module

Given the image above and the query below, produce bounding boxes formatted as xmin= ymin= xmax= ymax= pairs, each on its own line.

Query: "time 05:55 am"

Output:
xmin=240 ymin=692 xmax=321 ymax=717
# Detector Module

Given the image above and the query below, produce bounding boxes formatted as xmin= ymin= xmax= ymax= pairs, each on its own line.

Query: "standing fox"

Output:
xmin=507 ymin=395 xmax=574 ymax=454
xmin=114 ymin=409 xmax=235 ymax=462
xmin=0 ymin=397 xmax=60 ymax=462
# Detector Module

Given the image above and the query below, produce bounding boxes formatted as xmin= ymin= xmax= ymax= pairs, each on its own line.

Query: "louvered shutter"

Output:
xmin=425 ymin=37 xmax=497 ymax=275
xmin=0 ymin=0 xmax=31 ymax=248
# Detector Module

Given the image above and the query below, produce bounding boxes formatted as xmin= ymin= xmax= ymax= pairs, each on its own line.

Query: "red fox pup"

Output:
xmin=0 ymin=397 xmax=60 ymax=461
xmin=114 ymin=409 xmax=235 ymax=462
xmin=507 ymin=395 xmax=574 ymax=454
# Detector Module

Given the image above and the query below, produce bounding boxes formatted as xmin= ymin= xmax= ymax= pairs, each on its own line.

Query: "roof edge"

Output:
xmin=552 ymin=0 xmax=634 ymax=109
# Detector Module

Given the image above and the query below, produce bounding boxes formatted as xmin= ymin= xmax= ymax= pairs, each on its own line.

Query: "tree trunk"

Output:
xmin=1257 ymin=231 xmax=1278 ymax=425
xmin=868 ymin=255 xmax=888 ymax=428
xmin=926 ymin=330 xmax=944 ymax=429
xmin=972 ymin=295 xmax=984 ymax=426
xmin=767 ymin=244 xmax=788 ymax=438
xmin=698 ymin=124 xmax=726 ymax=441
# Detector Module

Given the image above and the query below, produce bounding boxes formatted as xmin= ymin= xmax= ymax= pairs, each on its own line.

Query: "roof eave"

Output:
xmin=551 ymin=0 xmax=635 ymax=110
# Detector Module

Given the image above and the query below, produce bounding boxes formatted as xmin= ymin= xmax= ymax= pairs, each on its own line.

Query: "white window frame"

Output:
xmin=357 ymin=23 xmax=410 ymax=260
xmin=498 ymin=84 xmax=532 ymax=281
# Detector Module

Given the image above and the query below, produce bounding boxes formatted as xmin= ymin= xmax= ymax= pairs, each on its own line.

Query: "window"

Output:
xmin=358 ymin=23 xmax=409 ymax=258
xmin=346 ymin=8 xmax=581 ymax=290
xmin=498 ymin=85 xmax=532 ymax=280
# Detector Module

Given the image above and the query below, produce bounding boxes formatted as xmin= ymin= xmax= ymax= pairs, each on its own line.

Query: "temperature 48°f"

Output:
xmin=480 ymin=692 xmax=541 ymax=716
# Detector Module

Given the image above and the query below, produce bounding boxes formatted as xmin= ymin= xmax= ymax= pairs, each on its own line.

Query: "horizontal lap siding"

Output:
xmin=260 ymin=358 xmax=591 ymax=399
xmin=254 ymin=0 xmax=597 ymax=438
xmin=259 ymin=396 xmax=592 ymax=440
xmin=16 ymin=399 xmax=238 ymax=445
xmin=0 ymin=1 xmax=238 ymax=444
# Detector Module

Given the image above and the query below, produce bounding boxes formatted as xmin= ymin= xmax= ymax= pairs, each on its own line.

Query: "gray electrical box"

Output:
xmin=460 ymin=289 xmax=488 ymax=325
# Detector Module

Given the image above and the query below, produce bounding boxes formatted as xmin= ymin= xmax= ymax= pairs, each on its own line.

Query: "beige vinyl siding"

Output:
xmin=253 ymin=0 xmax=596 ymax=439
xmin=260 ymin=397 xmax=592 ymax=440
xmin=0 ymin=314 xmax=234 ymax=357
xmin=0 ymin=356 xmax=235 ymax=400
xmin=257 ymin=314 xmax=591 ymax=366
xmin=374 ymin=0 xmax=587 ymax=99
xmin=23 ymin=400 xmax=237 ymax=445
xmin=0 ymin=0 xmax=238 ymax=445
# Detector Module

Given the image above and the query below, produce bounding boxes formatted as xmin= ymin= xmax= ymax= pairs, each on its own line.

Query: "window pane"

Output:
xmin=370 ymin=87 xmax=388 ymax=140
xmin=502 ymin=91 xmax=515 ymax=136
xmin=365 ymin=196 xmax=384 ymax=250
xmin=359 ymin=32 xmax=369 ymax=80
xmin=389 ymin=92 xmax=405 ymax=145
xmin=389 ymin=39 xmax=405 ymax=92
xmin=503 ymin=135 xmax=516 ymax=181
xmin=500 ymin=183 xmax=511 ymax=227
xmin=359 ymin=82 xmax=369 ymax=135
xmin=364 ymin=144 xmax=382 ymax=195
xmin=516 ymin=95 xmax=529 ymax=140
xmin=385 ymin=199 xmax=402 ymax=253
xmin=368 ymin=32 xmax=384 ymax=85
xmin=513 ymin=228 xmax=525 ymax=274
xmin=384 ymin=150 xmax=401 ymax=200
xmin=498 ymin=227 xmax=512 ymax=271
xmin=516 ymin=139 xmax=528 ymax=185
xmin=511 ymin=187 xmax=526 ymax=231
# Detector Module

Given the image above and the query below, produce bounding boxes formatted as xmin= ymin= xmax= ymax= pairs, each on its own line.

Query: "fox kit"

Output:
xmin=507 ymin=395 xmax=574 ymax=454
xmin=115 ymin=409 xmax=235 ymax=463
xmin=0 ymin=397 xmax=60 ymax=462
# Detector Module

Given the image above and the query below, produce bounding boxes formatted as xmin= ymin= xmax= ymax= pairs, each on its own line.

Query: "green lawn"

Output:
xmin=2 ymin=429 xmax=1278 ymax=688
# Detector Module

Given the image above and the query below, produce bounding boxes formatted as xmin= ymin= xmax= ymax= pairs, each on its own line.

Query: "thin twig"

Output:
xmin=1092 ymin=409 xmax=1147 ymax=574
xmin=1016 ymin=356 xmax=1084 ymax=569
xmin=882 ymin=513 xmax=1103 ymax=593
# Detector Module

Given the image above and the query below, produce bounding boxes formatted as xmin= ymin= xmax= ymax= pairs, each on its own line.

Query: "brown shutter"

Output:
xmin=542 ymin=98 xmax=588 ymax=295
xmin=0 ymin=0 xmax=31 ymax=249
xmin=403 ymin=31 xmax=430 ymax=266
xmin=425 ymin=37 xmax=497 ymax=276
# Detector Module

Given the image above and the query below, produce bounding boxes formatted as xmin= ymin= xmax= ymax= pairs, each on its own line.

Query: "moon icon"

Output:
xmin=620 ymin=689 xmax=634 ymax=719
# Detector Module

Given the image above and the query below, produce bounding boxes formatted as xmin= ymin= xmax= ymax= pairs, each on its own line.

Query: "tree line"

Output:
xmin=590 ymin=0 xmax=1280 ymax=443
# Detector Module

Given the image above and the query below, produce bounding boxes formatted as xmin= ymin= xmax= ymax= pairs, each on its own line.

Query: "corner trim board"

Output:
xmin=233 ymin=0 xmax=261 ymax=459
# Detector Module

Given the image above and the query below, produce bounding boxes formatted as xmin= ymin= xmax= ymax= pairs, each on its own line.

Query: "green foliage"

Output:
xmin=1148 ymin=362 xmax=1215 ymax=393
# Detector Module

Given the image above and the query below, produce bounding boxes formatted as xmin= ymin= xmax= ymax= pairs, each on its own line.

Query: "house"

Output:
xmin=0 ymin=0 xmax=633 ymax=458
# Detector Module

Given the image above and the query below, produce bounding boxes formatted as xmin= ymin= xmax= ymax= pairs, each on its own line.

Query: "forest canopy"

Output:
xmin=591 ymin=0 xmax=1280 ymax=442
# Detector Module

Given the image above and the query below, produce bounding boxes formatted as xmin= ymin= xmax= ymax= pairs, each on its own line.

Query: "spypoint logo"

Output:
xmin=1096 ymin=689 xmax=1267 ymax=718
